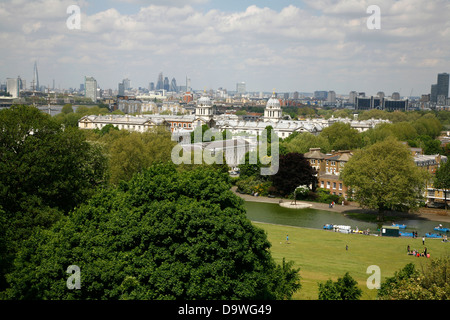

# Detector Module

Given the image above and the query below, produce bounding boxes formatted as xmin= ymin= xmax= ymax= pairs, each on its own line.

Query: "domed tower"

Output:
xmin=195 ymin=95 xmax=214 ymax=122
xmin=264 ymin=92 xmax=282 ymax=122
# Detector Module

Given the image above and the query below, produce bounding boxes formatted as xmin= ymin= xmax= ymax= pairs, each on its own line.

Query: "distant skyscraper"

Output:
xmin=156 ymin=72 xmax=164 ymax=90
xmin=6 ymin=77 xmax=19 ymax=98
xmin=163 ymin=77 xmax=170 ymax=91
xmin=348 ymin=91 xmax=357 ymax=104
xmin=327 ymin=91 xmax=336 ymax=103
xmin=118 ymin=82 xmax=125 ymax=96
xmin=32 ymin=61 xmax=40 ymax=92
xmin=123 ymin=78 xmax=131 ymax=90
xmin=437 ymin=72 xmax=449 ymax=101
xmin=85 ymin=76 xmax=97 ymax=102
xmin=170 ymin=78 xmax=178 ymax=92
xmin=431 ymin=84 xmax=438 ymax=103
xmin=149 ymin=82 xmax=155 ymax=91
xmin=186 ymin=77 xmax=191 ymax=92
xmin=236 ymin=82 xmax=246 ymax=95
xmin=430 ymin=72 xmax=449 ymax=103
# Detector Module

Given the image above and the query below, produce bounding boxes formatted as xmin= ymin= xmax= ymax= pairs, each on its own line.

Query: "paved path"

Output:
xmin=231 ymin=187 xmax=450 ymax=223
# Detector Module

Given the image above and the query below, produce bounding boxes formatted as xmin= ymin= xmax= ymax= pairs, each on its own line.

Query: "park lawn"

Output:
xmin=253 ymin=222 xmax=450 ymax=300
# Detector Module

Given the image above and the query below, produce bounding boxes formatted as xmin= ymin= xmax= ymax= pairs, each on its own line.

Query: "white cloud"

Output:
xmin=0 ymin=0 xmax=449 ymax=94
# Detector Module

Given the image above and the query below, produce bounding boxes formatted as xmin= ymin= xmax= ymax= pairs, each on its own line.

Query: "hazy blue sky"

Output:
xmin=1 ymin=0 xmax=449 ymax=96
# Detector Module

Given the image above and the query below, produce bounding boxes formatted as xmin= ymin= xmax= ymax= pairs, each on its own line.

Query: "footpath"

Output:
xmin=231 ymin=186 xmax=450 ymax=223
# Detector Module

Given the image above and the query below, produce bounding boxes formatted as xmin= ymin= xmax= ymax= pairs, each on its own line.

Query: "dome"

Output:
xmin=266 ymin=93 xmax=280 ymax=109
xmin=198 ymin=96 xmax=212 ymax=106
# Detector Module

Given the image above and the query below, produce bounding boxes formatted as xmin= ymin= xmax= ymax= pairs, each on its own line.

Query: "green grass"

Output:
xmin=253 ymin=222 xmax=450 ymax=300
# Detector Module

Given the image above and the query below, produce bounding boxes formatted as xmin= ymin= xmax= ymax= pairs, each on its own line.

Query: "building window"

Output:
xmin=327 ymin=181 xmax=330 ymax=189
xmin=321 ymin=181 xmax=324 ymax=188
xmin=333 ymin=182 xmax=336 ymax=189
xmin=339 ymin=183 xmax=343 ymax=190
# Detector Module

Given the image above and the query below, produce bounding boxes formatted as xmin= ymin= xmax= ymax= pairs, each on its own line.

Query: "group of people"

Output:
xmin=407 ymin=245 xmax=430 ymax=258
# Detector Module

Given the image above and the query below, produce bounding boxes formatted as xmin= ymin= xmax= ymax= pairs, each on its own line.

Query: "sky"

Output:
xmin=1 ymin=0 xmax=449 ymax=96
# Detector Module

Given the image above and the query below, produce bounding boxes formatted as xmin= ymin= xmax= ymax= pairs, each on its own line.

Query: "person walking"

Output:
xmin=422 ymin=236 xmax=425 ymax=245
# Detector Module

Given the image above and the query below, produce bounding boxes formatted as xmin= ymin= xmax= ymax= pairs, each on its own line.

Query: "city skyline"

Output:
xmin=0 ymin=0 xmax=449 ymax=95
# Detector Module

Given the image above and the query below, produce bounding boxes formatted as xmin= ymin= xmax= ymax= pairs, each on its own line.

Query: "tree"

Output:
xmin=0 ymin=105 xmax=107 ymax=214
xmin=435 ymin=160 xmax=450 ymax=210
xmin=340 ymin=137 xmax=429 ymax=220
xmin=271 ymin=152 xmax=317 ymax=197
xmin=318 ymin=272 xmax=362 ymax=300
xmin=104 ymin=127 xmax=176 ymax=184
xmin=0 ymin=105 xmax=107 ymax=291
xmin=319 ymin=122 xmax=362 ymax=151
xmin=3 ymin=163 xmax=301 ymax=300
xmin=61 ymin=103 xmax=73 ymax=114
xmin=283 ymin=132 xmax=331 ymax=154
xmin=378 ymin=258 xmax=450 ymax=300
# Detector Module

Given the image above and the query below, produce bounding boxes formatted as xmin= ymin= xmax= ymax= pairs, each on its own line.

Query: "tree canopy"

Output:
xmin=0 ymin=105 xmax=108 ymax=291
xmin=271 ymin=152 xmax=317 ymax=197
xmin=340 ymin=137 xmax=429 ymax=218
xmin=3 ymin=163 xmax=301 ymax=300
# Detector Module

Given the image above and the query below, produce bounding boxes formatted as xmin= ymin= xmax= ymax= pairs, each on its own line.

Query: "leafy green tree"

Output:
xmin=105 ymin=127 xmax=176 ymax=184
xmin=320 ymin=122 xmax=362 ymax=151
xmin=340 ymin=137 xmax=429 ymax=220
xmin=283 ymin=132 xmax=331 ymax=154
xmin=271 ymin=152 xmax=317 ymax=197
xmin=318 ymin=272 xmax=362 ymax=300
xmin=0 ymin=105 xmax=108 ymax=291
xmin=61 ymin=103 xmax=74 ymax=114
xmin=378 ymin=258 xmax=450 ymax=300
xmin=3 ymin=164 xmax=301 ymax=300
xmin=435 ymin=160 xmax=450 ymax=210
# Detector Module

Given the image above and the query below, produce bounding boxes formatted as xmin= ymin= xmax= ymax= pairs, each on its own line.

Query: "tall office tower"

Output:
xmin=156 ymin=72 xmax=164 ymax=90
xmin=437 ymin=72 xmax=449 ymax=101
xmin=85 ymin=76 xmax=97 ymax=102
xmin=118 ymin=82 xmax=125 ymax=96
xmin=348 ymin=91 xmax=357 ymax=104
xmin=186 ymin=77 xmax=191 ymax=92
xmin=431 ymin=84 xmax=438 ymax=103
xmin=170 ymin=78 xmax=178 ymax=92
xmin=236 ymin=82 xmax=246 ymax=95
xmin=163 ymin=77 xmax=170 ymax=91
xmin=32 ymin=61 xmax=40 ymax=92
xmin=6 ymin=77 xmax=19 ymax=98
xmin=149 ymin=82 xmax=155 ymax=91
xmin=327 ymin=91 xmax=336 ymax=103
xmin=123 ymin=78 xmax=131 ymax=90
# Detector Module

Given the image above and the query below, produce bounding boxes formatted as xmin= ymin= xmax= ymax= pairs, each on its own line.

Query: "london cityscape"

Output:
xmin=1 ymin=0 xmax=450 ymax=311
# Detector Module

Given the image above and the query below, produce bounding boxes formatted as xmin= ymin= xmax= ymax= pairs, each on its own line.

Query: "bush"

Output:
xmin=318 ymin=272 xmax=362 ymax=300
xmin=314 ymin=188 xmax=341 ymax=204
xmin=236 ymin=176 xmax=272 ymax=196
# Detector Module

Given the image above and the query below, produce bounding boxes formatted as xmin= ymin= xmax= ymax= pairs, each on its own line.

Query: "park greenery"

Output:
xmin=1 ymin=103 xmax=450 ymax=300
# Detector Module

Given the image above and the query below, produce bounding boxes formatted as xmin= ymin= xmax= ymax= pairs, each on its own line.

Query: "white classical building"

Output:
xmin=78 ymin=92 xmax=390 ymax=142
xmin=263 ymin=93 xmax=282 ymax=123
